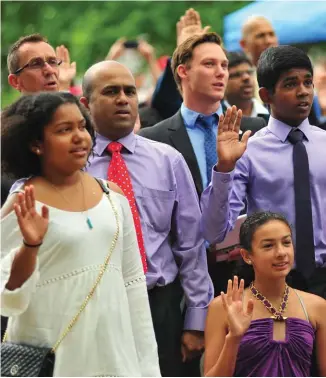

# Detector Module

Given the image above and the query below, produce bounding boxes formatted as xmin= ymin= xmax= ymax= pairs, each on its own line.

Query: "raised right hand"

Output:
xmin=56 ymin=45 xmax=77 ymax=90
xmin=216 ymin=106 xmax=251 ymax=172
xmin=221 ymin=277 xmax=254 ymax=338
xmin=14 ymin=185 xmax=49 ymax=246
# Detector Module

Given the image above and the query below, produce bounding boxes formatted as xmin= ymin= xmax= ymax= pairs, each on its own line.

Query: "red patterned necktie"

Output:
xmin=107 ymin=142 xmax=147 ymax=273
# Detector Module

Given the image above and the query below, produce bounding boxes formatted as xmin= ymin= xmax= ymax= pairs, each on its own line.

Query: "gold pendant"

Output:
xmin=270 ymin=315 xmax=287 ymax=321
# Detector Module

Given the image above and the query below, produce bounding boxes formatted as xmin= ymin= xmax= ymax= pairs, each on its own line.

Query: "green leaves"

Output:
xmin=1 ymin=1 xmax=249 ymax=107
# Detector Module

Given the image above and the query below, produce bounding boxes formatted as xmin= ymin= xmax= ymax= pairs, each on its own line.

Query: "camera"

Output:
xmin=124 ymin=40 xmax=139 ymax=49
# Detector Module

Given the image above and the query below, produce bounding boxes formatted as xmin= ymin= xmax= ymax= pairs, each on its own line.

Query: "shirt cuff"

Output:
xmin=183 ymin=307 xmax=208 ymax=331
xmin=211 ymin=167 xmax=234 ymax=185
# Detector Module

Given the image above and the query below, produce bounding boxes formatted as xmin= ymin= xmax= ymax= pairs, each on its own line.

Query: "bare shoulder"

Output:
xmin=297 ymin=289 xmax=326 ymax=307
xmin=85 ymin=174 xmax=125 ymax=197
xmin=107 ymin=181 xmax=125 ymax=196
xmin=296 ymin=289 xmax=326 ymax=322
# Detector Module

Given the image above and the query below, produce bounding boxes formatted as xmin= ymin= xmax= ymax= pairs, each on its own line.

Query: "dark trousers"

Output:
xmin=287 ymin=268 xmax=326 ymax=299
xmin=206 ymin=252 xmax=238 ymax=297
xmin=148 ymin=279 xmax=201 ymax=377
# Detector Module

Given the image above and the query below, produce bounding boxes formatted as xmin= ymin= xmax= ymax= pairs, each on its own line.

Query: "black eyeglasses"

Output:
xmin=14 ymin=57 xmax=62 ymax=75
xmin=229 ymin=69 xmax=255 ymax=79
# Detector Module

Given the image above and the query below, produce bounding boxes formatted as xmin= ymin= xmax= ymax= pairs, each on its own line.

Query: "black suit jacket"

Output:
xmin=138 ymin=110 xmax=266 ymax=197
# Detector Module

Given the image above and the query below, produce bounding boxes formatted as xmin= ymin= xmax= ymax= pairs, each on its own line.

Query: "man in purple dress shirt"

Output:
xmin=201 ymin=46 xmax=326 ymax=299
xmin=80 ymin=60 xmax=214 ymax=376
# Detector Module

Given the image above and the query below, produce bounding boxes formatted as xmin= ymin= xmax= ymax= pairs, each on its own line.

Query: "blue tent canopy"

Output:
xmin=224 ymin=0 xmax=326 ymax=51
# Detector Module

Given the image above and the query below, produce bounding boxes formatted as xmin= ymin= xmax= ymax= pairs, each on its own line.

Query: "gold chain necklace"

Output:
xmin=48 ymin=172 xmax=93 ymax=230
xmin=249 ymin=282 xmax=289 ymax=321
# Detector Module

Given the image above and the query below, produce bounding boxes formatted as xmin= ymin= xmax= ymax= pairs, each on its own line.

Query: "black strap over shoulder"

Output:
xmin=94 ymin=177 xmax=110 ymax=194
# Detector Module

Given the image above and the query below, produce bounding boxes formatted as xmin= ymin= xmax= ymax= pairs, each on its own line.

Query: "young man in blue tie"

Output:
xmin=140 ymin=30 xmax=266 ymax=300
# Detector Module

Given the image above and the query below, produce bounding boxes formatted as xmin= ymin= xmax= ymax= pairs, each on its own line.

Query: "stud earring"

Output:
xmin=247 ymin=260 xmax=252 ymax=265
xmin=36 ymin=149 xmax=40 ymax=154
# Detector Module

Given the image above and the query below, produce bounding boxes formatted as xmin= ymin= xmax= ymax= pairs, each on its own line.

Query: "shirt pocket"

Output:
xmin=137 ymin=187 xmax=176 ymax=233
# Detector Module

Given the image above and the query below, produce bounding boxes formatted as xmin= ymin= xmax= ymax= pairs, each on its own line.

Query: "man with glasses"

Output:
xmin=7 ymin=33 xmax=75 ymax=93
xmin=224 ymin=51 xmax=269 ymax=121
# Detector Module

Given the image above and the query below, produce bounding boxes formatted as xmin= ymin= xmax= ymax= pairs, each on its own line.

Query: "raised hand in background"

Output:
xmin=138 ymin=40 xmax=156 ymax=63
xmin=105 ymin=37 xmax=127 ymax=61
xmin=177 ymin=8 xmax=211 ymax=47
xmin=56 ymin=45 xmax=77 ymax=91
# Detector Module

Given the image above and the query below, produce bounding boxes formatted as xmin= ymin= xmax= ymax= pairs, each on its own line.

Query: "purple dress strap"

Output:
xmin=234 ymin=318 xmax=315 ymax=377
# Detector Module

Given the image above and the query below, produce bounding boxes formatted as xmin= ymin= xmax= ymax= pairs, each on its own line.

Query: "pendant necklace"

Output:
xmin=249 ymin=282 xmax=289 ymax=321
xmin=48 ymin=172 xmax=93 ymax=230
xmin=80 ymin=173 xmax=93 ymax=230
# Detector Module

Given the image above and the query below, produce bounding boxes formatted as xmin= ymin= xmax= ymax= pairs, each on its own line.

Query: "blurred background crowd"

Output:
xmin=2 ymin=0 xmax=326 ymax=111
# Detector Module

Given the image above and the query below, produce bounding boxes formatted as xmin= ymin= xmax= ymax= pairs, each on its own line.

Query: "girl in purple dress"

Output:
xmin=204 ymin=211 xmax=326 ymax=377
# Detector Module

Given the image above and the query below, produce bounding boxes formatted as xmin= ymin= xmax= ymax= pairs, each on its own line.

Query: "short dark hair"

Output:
xmin=7 ymin=34 xmax=49 ymax=74
xmin=1 ymin=92 xmax=95 ymax=179
xmin=240 ymin=211 xmax=292 ymax=252
xmin=226 ymin=51 xmax=253 ymax=69
xmin=257 ymin=45 xmax=313 ymax=92
xmin=171 ymin=32 xmax=223 ymax=93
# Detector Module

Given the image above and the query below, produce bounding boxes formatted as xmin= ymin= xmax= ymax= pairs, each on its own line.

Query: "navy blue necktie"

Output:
xmin=197 ymin=115 xmax=218 ymax=185
xmin=287 ymin=128 xmax=315 ymax=279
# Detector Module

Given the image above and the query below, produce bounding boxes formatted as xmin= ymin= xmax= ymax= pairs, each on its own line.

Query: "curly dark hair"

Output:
xmin=1 ymin=91 xmax=95 ymax=179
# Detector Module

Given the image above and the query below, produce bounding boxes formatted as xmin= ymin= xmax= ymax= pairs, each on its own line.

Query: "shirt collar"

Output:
xmin=267 ymin=116 xmax=312 ymax=143
xmin=251 ymin=98 xmax=270 ymax=117
xmin=93 ymin=131 xmax=137 ymax=156
xmin=181 ymin=102 xmax=223 ymax=129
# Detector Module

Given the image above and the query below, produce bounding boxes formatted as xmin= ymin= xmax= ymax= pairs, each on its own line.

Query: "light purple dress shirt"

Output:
xmin=86 ymin=131 xmax=214 ymax=331
xmin=201 ymin=116 xmax=326 ymax=267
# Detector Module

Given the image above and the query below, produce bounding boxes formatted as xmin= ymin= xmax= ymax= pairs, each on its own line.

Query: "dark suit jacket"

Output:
xmin=138 ymin=110 xmax=266 ymax=198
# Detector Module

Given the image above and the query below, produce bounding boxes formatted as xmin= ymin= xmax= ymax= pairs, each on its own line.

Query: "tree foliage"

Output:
xmin=1 ymin=0 xmax=249 ymax=107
